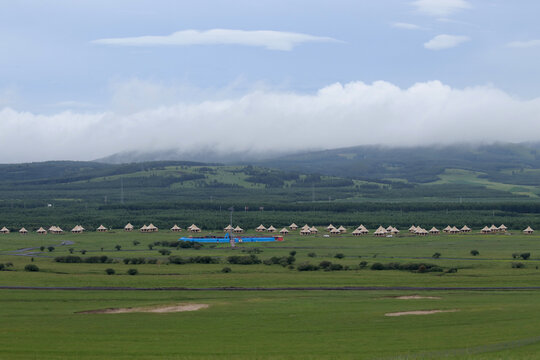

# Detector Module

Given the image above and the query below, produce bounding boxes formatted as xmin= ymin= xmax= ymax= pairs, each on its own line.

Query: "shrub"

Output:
xmin=55 ymin=256 xmax=82 ymax=263
xmin=371 ymin=262 xmax=385 ymax=270
xmin=47 ymin=246 xmax=55 ymax=252
xmin=308 ymin=252 xmax=317 ymax=258
xmin=359 ymin=261 xmax=368 ymax=269
xmin=84 ymin=256 xmax=109 ymax=264
xmin=115 ymin=245 xmax=121 ymax=251
xmin=446 ymin=268 xmax=458 ymax=273
xmin=127 ymin=268 xmax=138 ymax=275
xmin=105 ymin=268 xmax=115 ymax=275
xmin=168 ymin=256 xmax=188 ymax=265
xmin=24 ymin=264 xmax=39 ymax=272
xmin=39 ymin=246 xmax=45 ymax=251
xmin=221 ymin=267 xmax=232 ymax=273
xmin=80 ymin=249 xmax=87 ymax=255
xmin=512 ymin=262 xmax=525 ymax=269
xmin=512 ymin=253 xmax=520 ymax=259
xmin=69 ymin=248 xmax=74 ymax=254
xmin=289 ymin=251 xmax=297 ymax=257
xmin=297 ymin=263 xmax=319 ymax=271
xmin=432 ymin=252 xmax=441 ymax=259
xmin=227 ymin=255 xmax=261 ymax=265
xmin=470 ymin=250 xmax=479 ymax=256
xmin=159 ymin=249 xmax=171 ymax=256
xmin=5 ymin=262 xmax=12 ymax=267
xmin=123 ymin=257 xmax=146 ymax=265
xmin=133 ymin=240 xmax=140 ymax=246
xmin=521 ymin=253 xmax=531 ymax=260
xmin=319 ymin=261 xmax=332 ymax=269
xmin=147 ymin=259 xmax=158 ymax=264
xmin=148 ymin=244 xmax=154 ymax=250
xmin=0 ymin=264 xmax=4 ymax=271
xmin=334 ymin=253 xmax=345 ymax=259
xmin=418 ymin=265 xmax=427 ymax=273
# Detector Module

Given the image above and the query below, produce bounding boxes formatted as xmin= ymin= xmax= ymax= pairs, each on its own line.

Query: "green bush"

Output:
xmin=512 ymin=262 xmax=525 ymax=269
xmin=221 ymin=267 xmax=232 ymax=273
xmin=54 ymin=256 xmax=82 ymax=263
xmin=470 ymin=250 xmax=479 ymax=256
xmin=115 ymin=245 xmax=121 ymax=251
xmin=371 ymin=262 xmax=385 ymax=270
xmin=24 ymin=264 xmax=39 ymax=272
xmin=334 ymin=253 xmax=345 ymax=259
xmin=227 ymin=255 xmax=261 ymax=265
xmin=133 ymin=240 xmax=140 ymax=246
xmin=307 ymin=252 xmax=317 ymax=258
xmin=80 ymin=249 xmax=87 ymax=254
xmin=105 ymin=268 xmax=115 ymax=275
xmin=47 ymin=246 xmax=55 ymax=252
xmin=289 ymin=251 xmax=297 ymax=257
xmin=127 ymin=268 xmax=138 ymax=275
xmin=432 ymin=252 xmax=441 ymax=259
xmin=359 ymin=261 xmax=368 ymax=269
xmin=297 ymin=263 xmax=319 ymax=271
xmin=521 ymin=253 xmax=531 ymax=260
xmin=158 ymin=249 xmax=171 ymax=256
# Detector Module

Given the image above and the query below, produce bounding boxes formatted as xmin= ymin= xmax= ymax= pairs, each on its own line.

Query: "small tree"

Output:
xmin=69 ymin=248 xmax=74 ymax=254
xmin=47 ymin=246 xmax=55 ymax=252
xmin=24 ymin=264 xmax=39 ymax=272
xmin=432 ymin=252 xmax=441 ymax=259
xmin=105 ymin=268 xmax=115 ymax=275
xmin=127 ymin=268 xmax=138 ymax=275
xmin=39 ymin=246 xmax=45 ymax=251
xmin=359 ymin=261 xmax=368 ymax=269
xmin=133 ymin=240 xmax=140 ymax=246
xmin=521 ymin=253 xmax=531 ymax=260
xmin=115 ymin=245 xmax=121 ymax=251
xmin=289 ymin=250 xmax=297 ymax=257
xmin=159 ymin=249 xmax=171 ymax=256
xmin=334 ymin=253 xmax=345 ymax=259
xmin=470 ymin=250 xmax=479 ymax=256
xmin=307 ymin=252 xmax=316 ymax=258
xmin=148 ymin=244 xmax=154 ymax=250
xmin=221 ymin=267 xmax=232 ymax=273
xmin=81 ymin=249 xmax=87 ymax=254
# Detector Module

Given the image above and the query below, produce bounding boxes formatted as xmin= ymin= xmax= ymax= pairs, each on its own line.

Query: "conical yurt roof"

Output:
xmin=97 ymin=225 xmax=107 ymax=230
xmin=524 ymin=226 xmax=534 ymax=232
xmin=279 ymin=227 xmax=289 ymax=233
xmin=19 ymin=227 xmax=28 ymax=233
xmin=409 ymin=225 xmax=417 ymax=231
xmin=443 ymin=225 xmax=452 ymax=231
xmin=429 ymin=227 xmax=439 ymax=233
xmin=498 ymin=224 xmax=507 ymax=230
xmin=267 ymin=225 xmax=276 ymax=231
xmin=461 ymin=225 xmax=471 ymax=231
xmin=234 ymin=226 xmax=243 ymax=231
xmin=37 ymin=227 xmax=46 ymax=233
xmin=171 ymin=224 xmax=181 ymax=230
xmin=124 ymin=223 xmax=134 ymax=229
xmin=224 ymin=224 xmax=233 ymax=230
xmin=256 ymin=224 xmax=266 ymax=231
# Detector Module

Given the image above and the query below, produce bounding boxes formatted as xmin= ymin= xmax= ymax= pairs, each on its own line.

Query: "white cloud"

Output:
xmin=424 ymin=34 xmax=470 ymax=50
xmin=392 ymin=22 xmax=423 ymax=30
xmin=92 ymin=29 xmax=341 ymax=51
xmin=507 ymin=39 xmax=540 ymax=48
xmin=411 ymin=0 xmax=471 ymax=17
xmin=2 ymin=80 xmax=540 ymax=163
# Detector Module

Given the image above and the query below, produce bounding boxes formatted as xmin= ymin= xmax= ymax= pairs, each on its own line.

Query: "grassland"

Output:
xmin=2 ymin=230 xmax=540 ymax=358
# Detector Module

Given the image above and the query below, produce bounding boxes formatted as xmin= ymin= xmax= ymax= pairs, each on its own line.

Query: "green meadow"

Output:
xmin=2 ymin=230 xmax=540 ymax=358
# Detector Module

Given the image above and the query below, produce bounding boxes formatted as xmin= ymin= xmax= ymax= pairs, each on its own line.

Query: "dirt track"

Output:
xmin=2 ymin=286 xmax=540 ymax=291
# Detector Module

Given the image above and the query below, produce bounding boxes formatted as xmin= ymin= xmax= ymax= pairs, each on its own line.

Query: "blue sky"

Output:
xmin=1 ymin=0 xmax=540 ymax=162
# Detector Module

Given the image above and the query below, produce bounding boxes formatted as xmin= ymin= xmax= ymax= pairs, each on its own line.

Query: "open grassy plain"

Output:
xmin=2 ymin=230 xmax=540 ymax=358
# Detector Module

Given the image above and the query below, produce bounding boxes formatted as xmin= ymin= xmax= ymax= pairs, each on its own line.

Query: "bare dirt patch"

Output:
xmin=385 ymin=309 xmax=459 ymax=317
xmin=77 ymin=303 xmax=209 ymax=314
xmin=395 ymin=295 xmax=441 ymax=300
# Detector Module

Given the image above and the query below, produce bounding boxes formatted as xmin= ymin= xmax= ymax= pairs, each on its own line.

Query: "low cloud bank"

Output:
xmin=1 ymin=80 xmax=540 ymax=163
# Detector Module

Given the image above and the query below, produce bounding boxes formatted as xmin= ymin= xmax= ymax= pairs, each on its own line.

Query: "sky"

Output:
xmin=1 ymin=0 xmax=540 ymax=162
